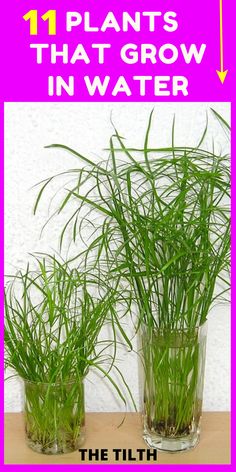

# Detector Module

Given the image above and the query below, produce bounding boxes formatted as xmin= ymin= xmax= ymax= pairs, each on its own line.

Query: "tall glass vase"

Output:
xmin=24 ymin=379 xmax=85 ymax=454
xmin=142 ymin=322 xmax=207 ymax=453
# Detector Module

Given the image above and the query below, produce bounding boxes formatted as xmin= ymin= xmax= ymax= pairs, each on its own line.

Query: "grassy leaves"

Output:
xmin=4 ymin=255 xmax=119 ymax=384
xmin=35 ymin=110 xmax=230 ymax=331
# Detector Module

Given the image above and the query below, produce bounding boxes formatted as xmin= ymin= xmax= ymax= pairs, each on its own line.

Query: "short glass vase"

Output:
xmin=142 ymin=322 xmax=207 ymax=453
xmin=23 ymin=379 xmax=85 ymax=454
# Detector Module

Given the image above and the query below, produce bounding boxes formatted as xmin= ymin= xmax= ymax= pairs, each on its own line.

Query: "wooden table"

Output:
xmin=4 ymin=412 xmax=230 ymax=465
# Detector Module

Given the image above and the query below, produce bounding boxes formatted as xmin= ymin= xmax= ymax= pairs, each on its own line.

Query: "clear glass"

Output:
xmin=24 ymin=379 xmax=85 ymax=454
xmin=141 ymin=322 xmax=207 ymax=453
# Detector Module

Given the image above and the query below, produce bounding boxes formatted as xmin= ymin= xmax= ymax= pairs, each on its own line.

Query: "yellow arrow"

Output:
xmin=216 ymin=0 xmax=228 ymax=83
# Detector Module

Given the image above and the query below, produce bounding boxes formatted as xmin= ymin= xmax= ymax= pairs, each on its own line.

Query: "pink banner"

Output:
xmin=0 ymin=0 xmax=234 ymax=101
xmin=0 ymin=0 xmax=234 ymax=469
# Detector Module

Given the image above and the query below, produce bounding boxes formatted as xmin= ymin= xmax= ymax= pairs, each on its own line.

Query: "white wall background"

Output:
xmin=4 ymin=102 xmax=230 ymax=412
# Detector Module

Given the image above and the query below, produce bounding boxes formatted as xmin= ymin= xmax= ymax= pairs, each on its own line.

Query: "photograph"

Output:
xmin=4 ymin=102 xmax=230 ymax=464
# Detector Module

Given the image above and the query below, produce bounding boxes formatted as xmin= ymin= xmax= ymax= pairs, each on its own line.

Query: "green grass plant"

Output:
xmin=34 ymin=109 xmax=230 ymax=441
xmin=5 ymin=255 xmax=133 ymax=453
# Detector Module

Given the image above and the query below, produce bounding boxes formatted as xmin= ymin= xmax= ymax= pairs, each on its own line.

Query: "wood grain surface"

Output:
xmin=4 ymin=412 xmax=230 ymax=465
